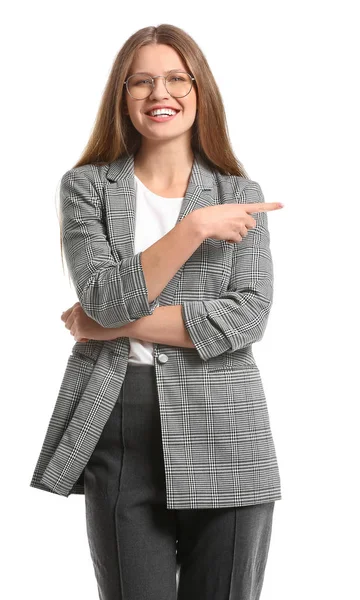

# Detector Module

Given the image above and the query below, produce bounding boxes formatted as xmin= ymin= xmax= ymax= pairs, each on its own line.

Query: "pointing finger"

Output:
xmin=244 ymin=202 xmax=284 ymax=213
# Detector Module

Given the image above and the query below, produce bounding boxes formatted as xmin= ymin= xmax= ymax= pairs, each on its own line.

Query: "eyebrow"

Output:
xmin=131 ymin=69 xmax=183 ymax=75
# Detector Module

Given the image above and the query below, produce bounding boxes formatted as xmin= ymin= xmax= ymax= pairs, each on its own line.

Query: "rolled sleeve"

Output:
xmin=61 ymin=167 xmax=159 ymax=328
xmin=181 ymin=181 xmax=274 ymax=361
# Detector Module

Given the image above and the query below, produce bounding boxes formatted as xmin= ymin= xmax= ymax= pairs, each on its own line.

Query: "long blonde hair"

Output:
xmin=59 ymin=23 xmax=250 ymax=270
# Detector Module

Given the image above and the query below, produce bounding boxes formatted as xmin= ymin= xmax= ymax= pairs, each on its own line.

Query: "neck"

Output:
xmin=134 ymin=139 xmax=194 ymax=187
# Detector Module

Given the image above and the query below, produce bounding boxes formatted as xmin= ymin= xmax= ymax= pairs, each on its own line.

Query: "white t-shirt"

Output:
xmin=127 ymin=175 xmax=184 ymax=365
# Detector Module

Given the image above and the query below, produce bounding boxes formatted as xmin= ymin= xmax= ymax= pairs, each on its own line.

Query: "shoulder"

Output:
xmin=215 ymin=171 xmax=265 ymax=204
xmin=59 ymin=162 xmax=110 ymax=199
xmin=60 ymin=162 xmax=110 ymax=183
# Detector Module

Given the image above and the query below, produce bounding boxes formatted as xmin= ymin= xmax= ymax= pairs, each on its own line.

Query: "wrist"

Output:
xmin=185 ymin=211 xmax=208 ymax=242
xmin=106 ymin=324 xmax=131 ymax=341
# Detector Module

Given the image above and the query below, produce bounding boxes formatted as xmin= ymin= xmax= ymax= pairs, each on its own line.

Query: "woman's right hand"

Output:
xmin=191 ymin=202 xmax=284 ymax=243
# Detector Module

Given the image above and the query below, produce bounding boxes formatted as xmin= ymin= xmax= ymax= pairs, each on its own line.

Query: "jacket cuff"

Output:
xmin=123 ymin=251 xmax=160 ymax=320
xmin=181 ymin=300 xmax=232 ymax=361
xmin=80 ymin=251 xmax=159 ymax=328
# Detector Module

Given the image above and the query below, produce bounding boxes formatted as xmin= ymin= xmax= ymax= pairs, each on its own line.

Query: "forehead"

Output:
xmin=130 ymin=44 xmax=187 ymax=74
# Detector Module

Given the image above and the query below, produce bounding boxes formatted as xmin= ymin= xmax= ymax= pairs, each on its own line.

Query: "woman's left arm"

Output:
xmin=61 ymin=302 xmax=194 ymax=348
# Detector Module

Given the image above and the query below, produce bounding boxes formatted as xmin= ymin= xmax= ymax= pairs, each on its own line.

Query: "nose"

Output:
xmin=149 ymin=76 xmax=170 ymax=100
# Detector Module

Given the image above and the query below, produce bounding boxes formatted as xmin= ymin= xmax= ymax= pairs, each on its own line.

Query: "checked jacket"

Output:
xmin=30 ymin=151 xmax=282 ymax=509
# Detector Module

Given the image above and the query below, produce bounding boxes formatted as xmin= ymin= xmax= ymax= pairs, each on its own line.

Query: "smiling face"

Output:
xmin=124 ymin=43 xmax=197 ymax=144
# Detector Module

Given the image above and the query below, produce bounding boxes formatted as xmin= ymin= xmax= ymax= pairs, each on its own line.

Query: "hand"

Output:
xmin=190 ymin=201 xmax=284 ymax=243
xmin=60 ymin=302 xmax=116 ymax=342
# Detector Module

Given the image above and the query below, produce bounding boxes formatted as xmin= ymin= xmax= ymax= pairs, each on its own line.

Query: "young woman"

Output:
xmin=30 ymin=23 xmax=284 ymax=600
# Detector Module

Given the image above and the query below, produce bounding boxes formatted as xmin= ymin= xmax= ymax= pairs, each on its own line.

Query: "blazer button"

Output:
xmin=157 ymin=353 xmax=169 ymax=364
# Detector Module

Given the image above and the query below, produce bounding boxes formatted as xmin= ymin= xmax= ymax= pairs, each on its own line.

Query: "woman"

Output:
xmin=30 ymin=23 xmax=284 ymax=600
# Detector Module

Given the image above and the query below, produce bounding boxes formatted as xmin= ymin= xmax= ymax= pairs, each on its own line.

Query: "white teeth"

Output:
xmin=149 ymin=109 xmax=177 ymax=116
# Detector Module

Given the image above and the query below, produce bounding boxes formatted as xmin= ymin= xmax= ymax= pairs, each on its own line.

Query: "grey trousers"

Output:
xmin=84 ymin=364 xmax=275 ymax=600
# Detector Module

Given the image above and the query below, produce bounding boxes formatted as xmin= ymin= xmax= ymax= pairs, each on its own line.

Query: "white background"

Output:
xmin=1 ymin=1 xmax=359 ymax=598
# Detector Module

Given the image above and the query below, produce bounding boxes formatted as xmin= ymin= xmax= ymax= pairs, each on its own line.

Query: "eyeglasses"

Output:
xmin=124 ymin=70 xmax=196 ymax=100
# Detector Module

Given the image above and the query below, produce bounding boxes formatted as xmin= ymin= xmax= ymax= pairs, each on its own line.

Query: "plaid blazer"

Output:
xmin=30 ymin=151 xmax=282 ymax=509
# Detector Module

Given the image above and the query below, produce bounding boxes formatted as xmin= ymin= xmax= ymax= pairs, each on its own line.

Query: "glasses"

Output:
xmin=124 ymin=70 xmax=196 ymax=100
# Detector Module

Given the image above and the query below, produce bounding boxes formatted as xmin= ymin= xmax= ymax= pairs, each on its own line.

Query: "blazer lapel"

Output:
xmin=104 ymin=151 xmax=216 ymax=304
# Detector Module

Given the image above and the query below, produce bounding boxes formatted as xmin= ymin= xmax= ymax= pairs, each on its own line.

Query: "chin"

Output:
xmin=138 ymin=125 xmax=189 ymax=140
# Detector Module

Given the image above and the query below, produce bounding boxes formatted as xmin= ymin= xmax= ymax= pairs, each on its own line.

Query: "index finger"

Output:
xmin=244 ymin=202 xmax=284 ymax=213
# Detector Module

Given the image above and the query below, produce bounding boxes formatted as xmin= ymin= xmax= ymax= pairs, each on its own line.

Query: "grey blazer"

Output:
xmin=30 ymin=151 xmax=282 ymax=509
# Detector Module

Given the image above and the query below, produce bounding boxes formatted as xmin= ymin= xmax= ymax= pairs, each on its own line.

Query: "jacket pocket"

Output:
xmin=207 ymin=355 xmax=259 ymax=373
xmin=71 ymin=340 xmax=103 ymax=364
xmin=71 ymin=350 xmax=97 ymax=366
